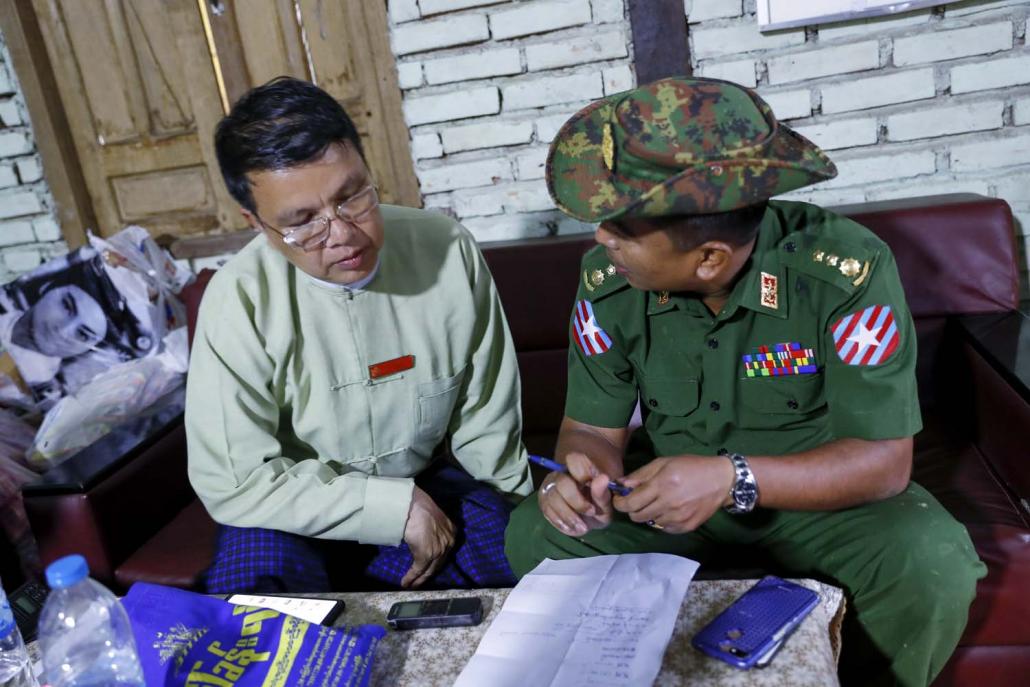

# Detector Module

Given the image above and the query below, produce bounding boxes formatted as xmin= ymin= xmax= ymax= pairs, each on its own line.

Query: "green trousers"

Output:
xmin=505 ymin=481 xmax=986 ymax=687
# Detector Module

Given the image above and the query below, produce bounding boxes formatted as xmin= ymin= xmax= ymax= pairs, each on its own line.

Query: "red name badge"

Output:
xmin=368 ymin=355 xmax=415 ymax=380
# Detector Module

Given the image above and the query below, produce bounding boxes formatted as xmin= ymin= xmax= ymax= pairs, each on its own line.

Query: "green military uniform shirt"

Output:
xmin=565 ymin=200 xmax=922 ymax=458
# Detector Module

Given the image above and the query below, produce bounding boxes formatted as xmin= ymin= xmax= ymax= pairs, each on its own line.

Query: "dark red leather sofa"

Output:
xmin=21 ymin=194 xmax=1030 ymax=684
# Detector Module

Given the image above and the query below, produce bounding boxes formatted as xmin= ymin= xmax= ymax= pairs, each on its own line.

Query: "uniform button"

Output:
xmin=710 ymin=401 xmax=721 ymax=411
xmin=787 ymin=399 xmax=799 ymax=410
xmin=784 ymin=241 xmax=796 ymax=253
xmin=707 ymin=338 xmax=719 ymax=349
xmin=649 ymin=398 xmax=658 ymax=408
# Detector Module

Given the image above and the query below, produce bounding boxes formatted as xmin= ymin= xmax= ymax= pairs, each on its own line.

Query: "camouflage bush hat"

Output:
xmin=545 ymin=76 xmax=837 ymax=223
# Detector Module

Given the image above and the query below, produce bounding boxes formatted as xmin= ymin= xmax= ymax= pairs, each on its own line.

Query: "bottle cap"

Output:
xmin=46 ymin=554 xmax=89 ymax=589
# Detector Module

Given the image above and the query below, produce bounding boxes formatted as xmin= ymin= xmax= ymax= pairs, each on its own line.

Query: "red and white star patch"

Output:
xmin=830 ymin=304 xmax=900 ymax=366
xmin=572 ymin=299 xmax=612 ymax=356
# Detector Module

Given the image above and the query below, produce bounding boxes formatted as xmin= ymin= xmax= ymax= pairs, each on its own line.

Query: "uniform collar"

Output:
xmin=646 ymin=207 xmax=788 ymax=319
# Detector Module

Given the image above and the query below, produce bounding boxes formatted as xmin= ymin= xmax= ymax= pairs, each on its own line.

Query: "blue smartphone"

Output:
xmin=691 ymin=575 xmax=819 ymax=669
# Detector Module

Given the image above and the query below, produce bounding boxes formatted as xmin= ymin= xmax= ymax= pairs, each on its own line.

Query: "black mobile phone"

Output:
xmin=6 ymin=579 xmax=50 ymax=642
xmin=691 ymin=576 xmax=819 ymax=670
xmin=386 ymin=596 xmax=484 ymax=630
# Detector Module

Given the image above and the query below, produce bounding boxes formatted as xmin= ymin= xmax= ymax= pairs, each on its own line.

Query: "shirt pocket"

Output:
xmin=739 ymin=373 xmax=825 ymax=415
xmin=413 ymin=366 xmax=467 ymax=448
xmin=639 ymin=376 xmax=701 ymax=417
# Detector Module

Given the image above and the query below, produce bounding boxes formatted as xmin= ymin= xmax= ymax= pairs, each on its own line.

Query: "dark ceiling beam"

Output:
xmin=627 ymin=0 xmax=692 ymax=85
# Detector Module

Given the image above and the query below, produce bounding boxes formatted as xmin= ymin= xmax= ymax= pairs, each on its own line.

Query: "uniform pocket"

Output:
xmin=739 ymin=373 xmax=824 ymax=415
xmin=414 ymin=366 xmax=467 ymax=447
xmin=638 ymin=377 xmax=700 ymax=417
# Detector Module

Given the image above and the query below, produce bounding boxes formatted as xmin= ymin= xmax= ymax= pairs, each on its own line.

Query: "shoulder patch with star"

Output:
xmin=831 ymin=304 xmax=900 ymax=365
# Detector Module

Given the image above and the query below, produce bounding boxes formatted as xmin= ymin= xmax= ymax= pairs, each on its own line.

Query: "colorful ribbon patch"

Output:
xmin=831 ymin=304 xmax=900 ymax=366
xmin=742 ymin=342 xmax=817 ymax=377
xmin=572 ymin=299 xmax=612 ymax=356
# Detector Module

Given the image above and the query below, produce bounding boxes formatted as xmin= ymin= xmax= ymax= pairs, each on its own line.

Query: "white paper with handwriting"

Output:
xmin=454 ymin=553 xmax=698 ymax=687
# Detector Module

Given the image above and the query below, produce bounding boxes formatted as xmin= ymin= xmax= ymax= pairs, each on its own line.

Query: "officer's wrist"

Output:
xmin=719 ymin=456 xmax=736 ymax=508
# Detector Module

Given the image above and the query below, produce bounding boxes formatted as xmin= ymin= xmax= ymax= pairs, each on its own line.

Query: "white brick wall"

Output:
xmin=0 ymin=29 xmax=62 ymax=284
xmin=388 ymin=0 xmax=635 ymax=240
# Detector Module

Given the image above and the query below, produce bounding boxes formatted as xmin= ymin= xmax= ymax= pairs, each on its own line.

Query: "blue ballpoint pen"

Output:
xmin=528 ymin=454 xmax=633 ymax=496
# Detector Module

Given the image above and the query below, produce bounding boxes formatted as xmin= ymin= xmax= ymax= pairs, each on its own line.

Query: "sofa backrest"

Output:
xmin=181 ymin=194 xmax=1018 ymax=452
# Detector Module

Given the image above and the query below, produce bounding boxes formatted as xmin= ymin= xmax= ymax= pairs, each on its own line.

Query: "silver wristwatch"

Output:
xmin=723 ymin=452 xmax=759 ymax=514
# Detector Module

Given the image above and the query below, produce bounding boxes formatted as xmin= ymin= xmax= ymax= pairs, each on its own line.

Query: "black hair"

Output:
xmin=626 ymin=202 xmax=769 ymax=252
xmin=214 ymin=76 xmax=366 ymax=213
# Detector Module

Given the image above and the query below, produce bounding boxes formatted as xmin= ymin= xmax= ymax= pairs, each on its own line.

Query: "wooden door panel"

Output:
xmin=123 ymin=0 xmax=194 ymax=135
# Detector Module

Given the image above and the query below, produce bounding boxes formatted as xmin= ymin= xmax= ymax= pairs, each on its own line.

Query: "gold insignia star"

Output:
xmin=591 ymin=269 xmax=605 ymax=287
xmin=812 ymin=250 xmax=825 ymax=263
xmin=839 ymin=258 xmax=861 ymax=278
xmin=605 ymin=264 xmax=616 ymax=276
xmin=826 ymin=254 xmax=840 ymax=267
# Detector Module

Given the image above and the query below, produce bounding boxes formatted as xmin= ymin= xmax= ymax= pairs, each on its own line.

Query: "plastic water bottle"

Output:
xmin=37 ymin=556 xmax=144 ymax=687
xmin=0 ymin=580 xmax=38 ymax=687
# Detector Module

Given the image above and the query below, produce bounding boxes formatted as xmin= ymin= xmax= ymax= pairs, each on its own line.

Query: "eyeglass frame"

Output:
xmin=256 ymin=182 xmax=380 ymax=252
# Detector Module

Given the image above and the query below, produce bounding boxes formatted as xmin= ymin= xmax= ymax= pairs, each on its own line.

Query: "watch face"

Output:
xmin=734 ymin=481 xmax=758 ymax=509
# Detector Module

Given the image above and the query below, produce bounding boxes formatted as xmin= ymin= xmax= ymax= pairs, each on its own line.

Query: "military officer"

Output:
xmin=504 ymin=77 xmax=985 ymax=687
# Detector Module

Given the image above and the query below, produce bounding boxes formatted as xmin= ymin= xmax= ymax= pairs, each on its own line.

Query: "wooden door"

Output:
xmin=30 ymin=0 xmax=240 ymax=238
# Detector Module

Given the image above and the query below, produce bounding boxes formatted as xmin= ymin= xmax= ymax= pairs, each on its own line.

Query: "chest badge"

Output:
xmin=572 ymin=299 xmax=612 ymax=356
xmin=369 ymin=354 xmax=415 ymax=380
xmin=831 ymin=304 xmax=900 ymax=365
xmin=760 ymin=272 xmax=779 ymax=309
xmin=742 ymin=342 xmax=817 ymax=377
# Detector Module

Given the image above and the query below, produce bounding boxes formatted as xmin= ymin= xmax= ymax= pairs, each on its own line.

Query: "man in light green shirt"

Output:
xmin=187 ymin=77 xmax=530 ymax=592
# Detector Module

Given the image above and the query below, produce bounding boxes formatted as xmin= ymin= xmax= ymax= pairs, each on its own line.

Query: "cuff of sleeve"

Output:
xmin=357 ymin=476 xmax=415 ymax=546
xmin=565 ymin=400 xmax=635 ymax=429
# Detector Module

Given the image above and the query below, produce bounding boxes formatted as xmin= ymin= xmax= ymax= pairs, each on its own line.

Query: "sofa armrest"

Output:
xmin=21 ymin=387 xmax=195 ymax=586
xmin=958 ymin=312 xmax=1030 ymax=512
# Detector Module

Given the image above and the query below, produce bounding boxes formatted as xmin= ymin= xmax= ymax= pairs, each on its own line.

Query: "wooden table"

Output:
xmin=328 ymin=578 xmax=845 ymax=687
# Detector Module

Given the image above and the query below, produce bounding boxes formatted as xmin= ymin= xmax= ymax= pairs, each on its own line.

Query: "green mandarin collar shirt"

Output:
xmin=566 ymin=200 xmax=922 ymax=459
xmin=186 ymin=205 xmax=531 ymax=546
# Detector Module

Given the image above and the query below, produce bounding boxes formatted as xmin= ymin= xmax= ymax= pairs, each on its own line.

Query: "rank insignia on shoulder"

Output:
xmin=831 ymin=304 xmax=900 ymax=365
xmin=742 ymin=342 xmax=818 ymax=377
xmin=573 ymin=299 xmax=612 ymax=356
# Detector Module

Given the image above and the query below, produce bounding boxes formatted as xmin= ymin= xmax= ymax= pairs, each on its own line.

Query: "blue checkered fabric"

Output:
xmin=203 ymin=463 xmax=517 ymax=593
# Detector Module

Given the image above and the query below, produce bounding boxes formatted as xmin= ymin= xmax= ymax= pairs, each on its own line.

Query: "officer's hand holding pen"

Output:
xmin=536 ymin=452 xmax=615 ymax=536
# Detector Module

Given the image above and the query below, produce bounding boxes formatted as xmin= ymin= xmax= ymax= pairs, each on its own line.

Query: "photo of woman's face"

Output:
xmin=23 ymin=284 xmax=107 ymax=358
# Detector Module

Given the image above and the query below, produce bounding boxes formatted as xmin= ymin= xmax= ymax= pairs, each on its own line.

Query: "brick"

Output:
xmin=2 ymin=247 xmax=43 ymax=273
xmin=866 ymin=177 xmax=992 ymax=202
xmin=821 ymin=68 xmax=935 ymax=114
xmin=557 ymin=214 xmax=594 ymax=235
xmin=0 ymin=100 xmax=20 ymax=127
xmin=418 ymin=157 xmax=513 ymax=193
xmin=697 ymin=59 xmax=756 ymax=88
xmin=499 ymin=182 xmax=554 ymax=212
xmin=951 ymin=54 xmax=1030 ymax=94
xmin=758 ymin=88 xmax=811 ymax=121
xmin=592 ymin=0 xmax=625 ymax=23
xmin=0 ymin=190 xmax=42 ymax=219
xmin=994 ymin=172 xmax=1030 ymax=203
xmin=0 ymin=165 xmax=16 ymax=189
xmin=403 ymin=86 xmax=499 ymax=126
xmin=423 ymin=194 xmax=454 ymax=212
xmin=602 ymin=65 xmax=634 ymax=95
xmin=687 ymin=0 xmax=743 ymax=23
xmin=489 ymin=0 xmax=592 ymax=41
xmin=462 ymin=211 xmax=554 ymax=242
xmin=453 ymin=187 xmax=505 ymax=217
xmin=516 ymin=146 xmax=550 ymax=179
xmin=411 ymin=132 xmax=444 ymax=159
xmin=818 ymin=9 xmax=931 ymax=41
xmin=690 ymin=21 xmax=804 ymax=60
xmin=0 ymin=220 xmax=35 ymax=246
xmin=820 ymin=150 xmax=936 ymax=188
xmin=32 ymin=216 xmax=61 ymax=242
xmin=391 ymin=14 xmax=489 ymax=56
xmin=894 ymin=22 xmax=1012 ymax=66
xmin=792 ymin=118 xmax=878 ymax=151
xmin=0 ymin=132 xmax=32 ymax=157
xmin=424 ymin=48 xmax=521 ymax=85
xmin=15 ymin=157 xmax=42 ymax=184
xmin=396 ymin=61 xmax=423 ymax=90
xmin=502 ymin=71 xmax=603 ymax=110
xmin=420 ymin=0 xmax=508 ymax=16
xmin=526 ymin=30 xmax=628 ymax=71
xmin=1014 ymin=97 xmax=1030 ymax=126
xmin=388 ymin=0 xmax=420 ymax=24
xmin=946 ymin=0 xmax=1029 ymax=18
xmin=536 ymin=111 xmax=581 ymax=143
xmin=887 ymin=101 xmax=1004 ymax=142
xmin=951 ymin=133 xmax=1030 ymax=172
xmin=441 ymin=120 xmax=533 ymax=153
xmin=0 ymin=68 xmax=11 ymax=96
xmin=767 ymin=41 xmax=879 ymax=86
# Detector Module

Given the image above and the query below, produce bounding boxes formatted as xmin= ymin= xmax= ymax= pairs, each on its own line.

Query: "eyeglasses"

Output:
xmin=262 ymin=184 xmax=379 ymax=252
